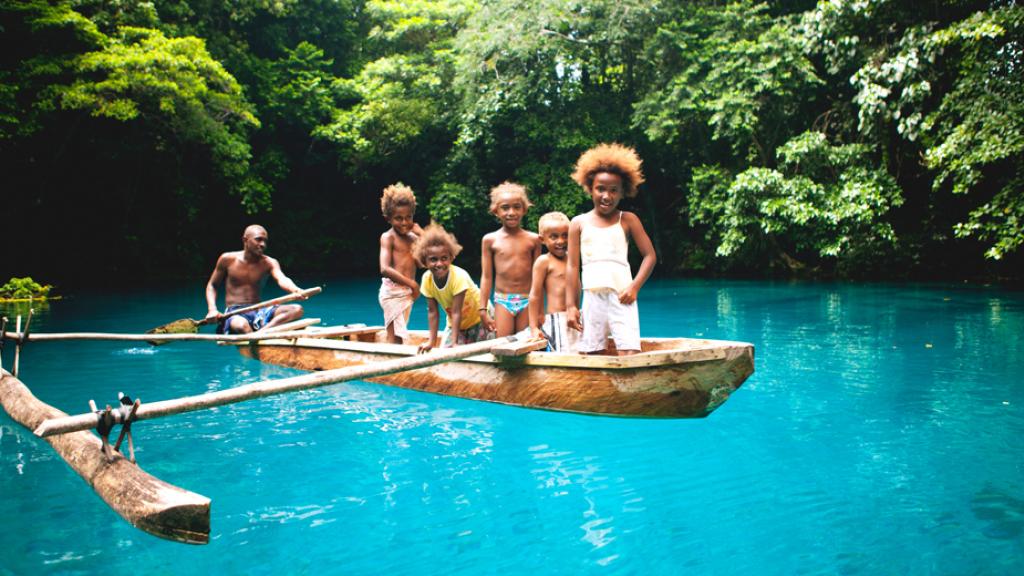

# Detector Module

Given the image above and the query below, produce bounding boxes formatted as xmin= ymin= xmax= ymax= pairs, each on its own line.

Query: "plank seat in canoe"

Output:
xmin=235 ymin=327 xmax=754 ymax=418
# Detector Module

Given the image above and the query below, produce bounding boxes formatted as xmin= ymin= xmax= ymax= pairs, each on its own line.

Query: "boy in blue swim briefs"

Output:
xmin=479 ymin=182 xmax=542 ymax=337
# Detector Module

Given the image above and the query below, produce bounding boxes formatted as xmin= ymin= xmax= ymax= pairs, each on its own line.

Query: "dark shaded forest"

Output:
xmin=3 ymin=0 xmax=1022 ymax=287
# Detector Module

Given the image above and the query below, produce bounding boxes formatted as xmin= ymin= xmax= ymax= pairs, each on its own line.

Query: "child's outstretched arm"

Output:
xmin=418 ymin=297 xmax=440 ymax=353
xmin=619 ymin=212 xmax=657 ymax=305
xmin=565 ymin=218 xmax=583 ymax=332
xmin=528 ymin=256 xmax=547 ymax=340
xmin=478 ymin=235 xmax=496 ymax=332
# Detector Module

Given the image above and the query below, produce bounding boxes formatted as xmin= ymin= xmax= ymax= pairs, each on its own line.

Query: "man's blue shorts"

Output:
xmin=218 ymin=304 xmax=278 ymax=334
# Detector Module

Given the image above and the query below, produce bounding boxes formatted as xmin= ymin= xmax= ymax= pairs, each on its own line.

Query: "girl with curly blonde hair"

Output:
xmin=566 ymin=143 xmax=657 ymax=355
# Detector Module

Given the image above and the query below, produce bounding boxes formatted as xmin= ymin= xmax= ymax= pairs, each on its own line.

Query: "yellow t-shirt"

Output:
xmin=420 ymin=265 xmax=483 ymax=331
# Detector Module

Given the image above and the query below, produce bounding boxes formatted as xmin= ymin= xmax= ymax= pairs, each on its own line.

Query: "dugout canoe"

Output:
xmin=235 ymin=327 xmax=754 ymax=418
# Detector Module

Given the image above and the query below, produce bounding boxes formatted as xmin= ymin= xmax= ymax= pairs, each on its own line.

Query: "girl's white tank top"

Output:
xmin=580 ymin=212 xmax=632 ymax=292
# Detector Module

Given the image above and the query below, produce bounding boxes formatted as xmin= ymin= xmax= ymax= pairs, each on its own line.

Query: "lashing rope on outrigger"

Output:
xmin=92 ymin=392 xmax=142 ymax=463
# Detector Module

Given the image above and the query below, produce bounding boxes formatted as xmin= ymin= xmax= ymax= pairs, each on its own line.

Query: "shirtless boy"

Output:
xmin=205 ymin=225 xmax=306 ymax=334
xmin=479 ymin=182 xmax=542 ymax=337
xmin=528 ymin=212 xmax=578 ymax=352
xmin=378 ymin=183 xmax=422 ymax=344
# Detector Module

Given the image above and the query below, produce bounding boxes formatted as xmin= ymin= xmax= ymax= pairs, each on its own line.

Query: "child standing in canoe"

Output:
xmin=479 ymin=182 xmax=542 ymax=337
xmin=378 ymin=183 xmax=422 ymax=344
xmin=528 ymin=211 xmax=579 ymax=352
xmin=415 ymin=224 xmax=495 ymax=353
xmin=566 ymin=144 xmax=657 ymax=355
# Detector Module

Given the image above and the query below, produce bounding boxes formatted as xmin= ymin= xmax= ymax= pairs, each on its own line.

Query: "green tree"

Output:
xmin=61 ymin=26 xmax=265 ymax=209
xmin=635 ymin=1 xmax=821 ymax=166
xmin=446 ymin=0 xmax=656 ymax=240
xmin=807 ymin=0 xmax=1024 ymax=264
xmin=691 ymin=131 xmax=903 ymax=273
xmin=315 ymin=0 xmax=476 ymax=163
xmin=633 ymin=1 xmax=827 ymax=270
xmin=0 ymin=0 xmax=105 ymax=143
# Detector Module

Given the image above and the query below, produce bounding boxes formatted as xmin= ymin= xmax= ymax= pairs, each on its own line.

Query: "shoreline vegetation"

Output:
xmin=0 ymin=277 xmax=57 ymax=304
xmin=2 ymin=1 xmax=1021 ymax=284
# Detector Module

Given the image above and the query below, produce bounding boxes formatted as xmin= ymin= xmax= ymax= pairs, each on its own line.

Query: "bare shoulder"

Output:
xmin=380 ymin=229 xmax=395 ymax=244
xmin=534 ymin=253 xmax=550 ymax=270
xmin=570 ymin=213 xmax=590 ymax=226
xmin=217 ymin=251 xmax=241 ymax=266
xmin=621 ymin=210 xmax=646 ymax=230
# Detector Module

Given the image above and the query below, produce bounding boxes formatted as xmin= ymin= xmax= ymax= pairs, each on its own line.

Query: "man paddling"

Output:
xmin=205 ymin=225 xmax=307 ymax=334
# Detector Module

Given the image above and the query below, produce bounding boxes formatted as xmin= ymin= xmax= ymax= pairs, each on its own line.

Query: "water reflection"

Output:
xmin=972 ymin=484 xmax=1024 ymax=541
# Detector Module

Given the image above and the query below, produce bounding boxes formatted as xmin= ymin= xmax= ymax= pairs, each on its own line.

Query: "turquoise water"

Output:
xmin=1 ymin=279 xmax=1022 ymax=575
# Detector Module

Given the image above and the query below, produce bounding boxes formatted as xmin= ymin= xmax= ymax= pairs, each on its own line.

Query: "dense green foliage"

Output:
xmin=2 ymin=0 xmax=1021 ymax=283
xmin=0 ymin=277 xmax=52 ymax=299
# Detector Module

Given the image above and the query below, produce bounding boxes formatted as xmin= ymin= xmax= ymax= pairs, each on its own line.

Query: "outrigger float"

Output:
xmin=0 ymin=315 xmax=753 ymax=544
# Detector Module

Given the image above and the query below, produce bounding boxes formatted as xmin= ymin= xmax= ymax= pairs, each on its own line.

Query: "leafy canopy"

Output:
xmin=691 ymin=131 xmax=902 ymax=265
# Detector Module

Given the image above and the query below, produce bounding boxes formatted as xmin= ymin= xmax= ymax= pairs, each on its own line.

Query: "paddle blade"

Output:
xmin=146 ymin=318 xmax=200 ymax=345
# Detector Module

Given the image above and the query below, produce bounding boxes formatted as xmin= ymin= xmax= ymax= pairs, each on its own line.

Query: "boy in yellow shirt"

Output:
xmin=414 ymin=224 xmax=495 ymax=353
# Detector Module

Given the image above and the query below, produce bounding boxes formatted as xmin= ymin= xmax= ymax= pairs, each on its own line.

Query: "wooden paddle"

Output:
xmin=146 ymin=286 xmax=322 ymax=336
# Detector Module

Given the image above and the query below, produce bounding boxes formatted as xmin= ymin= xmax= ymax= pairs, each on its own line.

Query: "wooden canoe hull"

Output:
xmin=237 ymin=332 xmax=754 ymax=418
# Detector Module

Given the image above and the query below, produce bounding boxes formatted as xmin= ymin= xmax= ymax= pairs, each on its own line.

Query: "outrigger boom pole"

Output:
xmin=34 ymin=336 xmax=542 ymax=438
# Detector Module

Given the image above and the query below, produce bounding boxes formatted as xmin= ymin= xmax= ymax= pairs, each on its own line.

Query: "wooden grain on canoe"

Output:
xmin=237 ymin=330 xmax=755 ymax=418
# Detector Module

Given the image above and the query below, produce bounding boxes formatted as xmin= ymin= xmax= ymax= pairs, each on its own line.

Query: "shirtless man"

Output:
xmin=205 ymin=225 xmax=306 ymax=334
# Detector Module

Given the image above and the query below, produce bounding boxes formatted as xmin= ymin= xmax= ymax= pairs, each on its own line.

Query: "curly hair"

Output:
xmin=571 ymin=143 xmax=645 ymax=198
xmin=380 ymin=183 xmax=417 ymax=218
xmin=488 ymin=181 xmax=533 ymax=214
xmin=412 ymin=223 xmax=463 ymax=267
xmin=537 ymin=211 xmax=570 ymax=235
